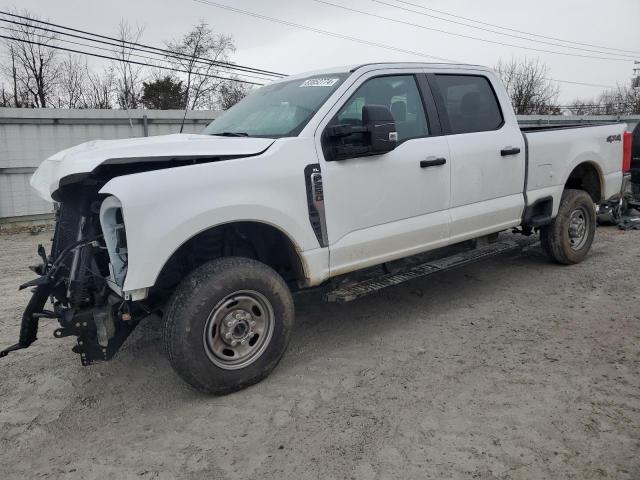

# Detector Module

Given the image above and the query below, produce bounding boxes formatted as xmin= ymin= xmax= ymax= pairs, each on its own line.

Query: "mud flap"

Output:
xmin=0 ymin=284 xmax=52 ymax=358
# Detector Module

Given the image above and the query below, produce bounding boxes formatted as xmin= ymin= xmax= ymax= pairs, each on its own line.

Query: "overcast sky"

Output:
xmin=5 ymin=0 xmax=640 ymax=103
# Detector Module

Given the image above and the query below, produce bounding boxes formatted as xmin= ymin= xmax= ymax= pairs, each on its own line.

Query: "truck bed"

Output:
xmin=522 ymin=122 xmax=626 ymax=216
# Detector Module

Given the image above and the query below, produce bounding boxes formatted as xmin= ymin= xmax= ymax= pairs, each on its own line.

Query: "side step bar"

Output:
xmin=325 ymin=239 xmax=533 ymax=303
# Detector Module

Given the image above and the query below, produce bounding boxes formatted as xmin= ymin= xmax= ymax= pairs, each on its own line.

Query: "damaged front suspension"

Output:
xmin=52 ymin=298 xmax=141 ymax=366
xmin=1 ymin=237 xmax=148 ymax=365
xmin=0 ymin=283 xmax=52 ymax=358
xmin=1 ymin=234 xmax=100 ymax=359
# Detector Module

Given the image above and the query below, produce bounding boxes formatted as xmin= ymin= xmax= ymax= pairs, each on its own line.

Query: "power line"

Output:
xmin=368 ymin=0 xmax=638 ymax=59
xmin=388 ymin=0 xmax=640 ymax=56
xmin=191 ymin=0 xmax=457 ymax=63
xmin=312 ymin=0 xmax=635 ymax=62
xmin=0 ymin=22 xmax=276 ymax=83
xmin=0 ymin=10 xmax=286 ymax=78
xmin=2 ymin=21 xmax=615 ymax=91
xmin=0 ymin=10 xmax=285 ymax=77
xmin=0 ymin=34 xmax=265 ymax=86
xmin=545 ymin=78 xmax=616 ymax=89
xmin=191 ymin=0 xmax=617 ymax=89
xmin=0 ymin=18 xmax=277 ymax=81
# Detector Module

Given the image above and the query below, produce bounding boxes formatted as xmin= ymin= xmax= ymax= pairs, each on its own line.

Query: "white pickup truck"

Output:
xmin=2 ymin=62 xmax=631 ymax=394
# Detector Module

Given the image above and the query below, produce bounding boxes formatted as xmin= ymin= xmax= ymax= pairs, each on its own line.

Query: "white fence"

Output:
xmin=0 ymin=108 xmax=219 ymax=222
xmin=0 ymin=108 xmax=638 ymax=223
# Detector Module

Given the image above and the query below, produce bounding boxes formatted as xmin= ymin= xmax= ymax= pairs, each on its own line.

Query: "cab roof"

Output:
xmin=273 ymin=62 xmax=492 ymax=84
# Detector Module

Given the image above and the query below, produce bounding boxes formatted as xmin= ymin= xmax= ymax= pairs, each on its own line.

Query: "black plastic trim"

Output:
xmin=501 ymin=147 xmax=521 ymax=156
xmin=426 ymin=73 xmax=452 ymax=135
xmin=416 ymin=74 xmax=443 ymax=136
xmin=520 ymin=123 xmax=625 ymax=132
xmin=420 ymin=158 xmax=447 ymax=168
xmin=304 ymin=164 xmax=328 ymax=247
xmin=522 ymin=195 xmax=554 ymax=227
xmin=522 ymin=132 xmax=530 ymax=206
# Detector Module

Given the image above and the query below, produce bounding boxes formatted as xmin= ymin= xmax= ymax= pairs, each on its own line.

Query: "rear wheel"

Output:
xmin=162 ymin=257 xmax=294 ymax=395
xmin=540 ymin=189 xmax=596 ymax=265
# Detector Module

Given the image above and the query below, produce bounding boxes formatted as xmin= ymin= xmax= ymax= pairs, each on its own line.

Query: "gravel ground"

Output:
xmin=0 ymin=227 xmax=639 ymax=480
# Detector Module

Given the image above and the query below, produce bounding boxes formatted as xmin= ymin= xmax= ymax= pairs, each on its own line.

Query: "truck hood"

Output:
xmin=31 ymin=133 xmax=275 ymax=201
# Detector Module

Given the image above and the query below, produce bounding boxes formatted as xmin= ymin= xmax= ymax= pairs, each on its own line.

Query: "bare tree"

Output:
xmin=571 ymin=83 xmax=640 ymax=116
xmin=85 ymin=67 xmax=116 ymax=109
xmin=113 ymin=20 xmax=146 ymax=111
xmin=495 ymin=57 xmax=560 ymax=115
xmin=598 ymin=85 xmax=640 ymax=115
xmin=58 ymin=55 xmax=87 ymax=108
xmin=567 ymin=98 xmax=599 ymax=115
xmin=217 ymin=79 xmax=251 ymax=110
xmin=0 ymin=8 xmax=60 ymax=108
xmin=1 ymin=45 xmax=24 ymax=107
xmin=0 ymin=83 xmax=9 ymax=107
xmin=166 ymin=21 xmax=235 ymax=130
xmin=620 ymin=85 xmax=640 ymax=114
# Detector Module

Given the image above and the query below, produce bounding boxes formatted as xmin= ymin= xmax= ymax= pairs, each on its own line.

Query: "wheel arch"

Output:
xmin=151 ymin=220 xmax=307 ymax=298
xmin=564 ymin=161 xmax=604 ymax=203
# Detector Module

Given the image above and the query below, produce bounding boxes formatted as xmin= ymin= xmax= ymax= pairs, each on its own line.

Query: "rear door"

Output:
xmin=428 ymin=72 xmax=525 ymax=240
xmin=316 ymin=70 xmax=451 ymax=275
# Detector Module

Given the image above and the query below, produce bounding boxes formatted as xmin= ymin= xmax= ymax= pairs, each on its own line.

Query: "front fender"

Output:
xmin=99 ymin=143 xmax=321 ymax=294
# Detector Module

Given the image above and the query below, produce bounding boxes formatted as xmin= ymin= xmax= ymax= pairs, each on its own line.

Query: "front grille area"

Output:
xmin=51 ymin=202 xmax=82 ymax=269
xmin=49 ymin=198 xmax=111 ymax=308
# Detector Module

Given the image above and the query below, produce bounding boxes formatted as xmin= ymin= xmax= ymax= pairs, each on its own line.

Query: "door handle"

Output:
xmin=420 ymin=158 xmax=447 ymax=168
xmin=500 ymin=147 xmax=521 ymax=156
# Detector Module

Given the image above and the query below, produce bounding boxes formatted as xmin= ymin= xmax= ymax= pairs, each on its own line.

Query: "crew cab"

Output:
xmin=1 ymin=63 xmax=630 ymax=394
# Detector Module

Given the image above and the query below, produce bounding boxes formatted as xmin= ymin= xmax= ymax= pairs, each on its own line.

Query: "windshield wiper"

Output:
xmin=211 ymin=131 xmax=250 ymax=137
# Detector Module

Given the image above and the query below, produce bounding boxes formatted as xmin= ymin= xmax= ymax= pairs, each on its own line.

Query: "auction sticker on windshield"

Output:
xmin=299 ymin=78 xmax=340 ymax=87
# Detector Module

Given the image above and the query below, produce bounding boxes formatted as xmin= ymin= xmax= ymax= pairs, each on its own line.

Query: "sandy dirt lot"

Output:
xmin=0 ymin=227 xmax=639 ymax=480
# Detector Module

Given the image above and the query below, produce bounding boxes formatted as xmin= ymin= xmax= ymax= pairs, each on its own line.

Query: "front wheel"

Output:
xmin=162 ymin=257 xmax=294 ymax=395
xmin=540 ymin=189 xmax=596 ymax=265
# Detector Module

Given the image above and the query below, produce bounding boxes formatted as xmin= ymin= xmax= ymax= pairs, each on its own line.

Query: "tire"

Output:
xmin=540 ymin=189 xmax=596 ymax=265
xmin=162 ymin=257 xmax=294 ymax=395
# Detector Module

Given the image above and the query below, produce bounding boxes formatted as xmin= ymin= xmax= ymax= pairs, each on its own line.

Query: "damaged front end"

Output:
xmin=1 ymin=188 xmax=152 ymax=365
xmin=1 ymin=133 xmax=277 ymax=364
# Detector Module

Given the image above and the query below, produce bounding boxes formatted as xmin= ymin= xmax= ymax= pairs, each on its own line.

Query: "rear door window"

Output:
xmin=434 ymin=75 xmax=503 ymax=134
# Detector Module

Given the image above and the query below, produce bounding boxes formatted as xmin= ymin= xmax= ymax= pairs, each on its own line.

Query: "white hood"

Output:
xmin=31 ymin=133 xmax=275 ymax=201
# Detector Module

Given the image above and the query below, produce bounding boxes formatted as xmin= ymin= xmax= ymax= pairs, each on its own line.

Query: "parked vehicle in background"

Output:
xmin=598 ymin=123 xmax=640 ymax=223
xmin=629 ymin=122 xmax=640 ymax=193
xmin=1 ymin=63 xmax=630 ymax=394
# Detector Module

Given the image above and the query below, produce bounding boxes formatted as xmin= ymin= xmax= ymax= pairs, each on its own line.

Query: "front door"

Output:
xmin=317 ymin=72 xmax=451 ymax=276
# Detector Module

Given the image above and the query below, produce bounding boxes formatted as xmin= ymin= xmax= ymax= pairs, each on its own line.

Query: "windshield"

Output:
xmin=204 ymin=73 xmax=350 ymax=138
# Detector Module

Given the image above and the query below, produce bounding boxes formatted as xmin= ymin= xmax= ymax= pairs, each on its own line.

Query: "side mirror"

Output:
xmin=362 ymin=105 xmax=398 ymax=154
xmin=324 ymin=105 xmax=397 ymax=161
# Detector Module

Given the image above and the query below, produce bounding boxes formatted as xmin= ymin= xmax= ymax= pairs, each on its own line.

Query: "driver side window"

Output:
xmin=333 ymin=75 xmax=430 ymax=143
